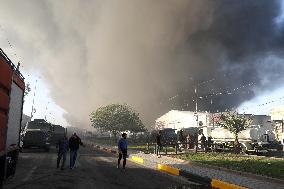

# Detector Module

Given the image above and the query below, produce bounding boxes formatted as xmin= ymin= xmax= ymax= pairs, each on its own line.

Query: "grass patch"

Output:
xmin=128 ymin=145 xmax=176 ymax=153
xmin=128 ymin=145 xmax=154 ymax=153
xmin=176 ymin=153 xmax=284 ymax=180
xmin=128 ymin=145 xmax=149 ymax=149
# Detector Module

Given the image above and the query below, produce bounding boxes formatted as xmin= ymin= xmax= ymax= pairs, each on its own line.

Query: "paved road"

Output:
xmin=3 ymin=147 xmax=202 ymax=189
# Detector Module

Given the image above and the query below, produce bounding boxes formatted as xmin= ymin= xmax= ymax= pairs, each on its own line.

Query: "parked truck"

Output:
xmin=173 ymin=114 xmax=283 ymax=154
xmin=50 ymin=124 xmax=66 ymax=145
xmin=272 ymin=120 xmax=284 ymax=145
xmin=22 ymin=119 xmax=66 ymax=148
xmin=0 ymin=48 xmax=25 ymax=186
xmin=202 ymin=115 xmax=283 ymax=154
xmin=203 ymin=124 xmax=282 ymax=154
xmin=21 ymin=119 xmax=52 ymax=151
xmin=209 ymin=115 xmax=282 ymax=154
xmin=149 ymin=128 xmax=177 ymax=145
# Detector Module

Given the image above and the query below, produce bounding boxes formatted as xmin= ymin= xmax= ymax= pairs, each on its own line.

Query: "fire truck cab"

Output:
xmin=0 ymin=48 xmax=25 ymax=186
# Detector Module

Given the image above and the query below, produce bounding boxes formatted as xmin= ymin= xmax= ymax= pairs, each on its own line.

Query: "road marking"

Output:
xmin=22 ymin=166 xmax=37 ymax=182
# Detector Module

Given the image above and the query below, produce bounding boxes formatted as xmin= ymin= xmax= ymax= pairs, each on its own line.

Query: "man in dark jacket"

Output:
xmin=178 ymin=130 xmax=184 ymax=152
xmin=69 ymin=133 xmax=83 ymax=169
xmin=57 ymin=134 xmax=69 ymax=170
xmin=117 ymin=133 xmax=128 ymax=170
xmin=156 ymin=130 xmax=162 ymax=158
xmin=200 ymin=134 xmax=207 ymax=151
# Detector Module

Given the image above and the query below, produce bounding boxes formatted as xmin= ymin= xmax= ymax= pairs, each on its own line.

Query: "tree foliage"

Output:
xmin=24 ymin=83 xmax=31 ymax=97
xmin=23 ymin=83 xmax=31 ymax=102
xmin=90 ymin=103 xmax=145 ymax=135
xmin=217 ymin=112 xmax=252 ymax=153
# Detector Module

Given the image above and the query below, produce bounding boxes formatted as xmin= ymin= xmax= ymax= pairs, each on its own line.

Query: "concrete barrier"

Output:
xmin=157 ymin=164 xmax=180 ymax=176
xmin=211 ymin=179 xmax=248 ymax=189
xmin=131 ymin=156 xmax=144 ymax=164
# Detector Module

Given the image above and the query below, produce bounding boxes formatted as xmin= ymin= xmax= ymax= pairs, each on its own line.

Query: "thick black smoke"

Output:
xmin=170 ymin=0 xmax=284 ymax=114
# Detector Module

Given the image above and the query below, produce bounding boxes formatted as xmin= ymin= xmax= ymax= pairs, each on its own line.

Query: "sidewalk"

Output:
xmin=86 ymin=141 xmax=284 ymax=189
xmin=130 ymin=152 xmax=284 ymax=189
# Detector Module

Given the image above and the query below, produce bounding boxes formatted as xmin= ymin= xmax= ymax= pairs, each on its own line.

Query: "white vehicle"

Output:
xmin=206 ymin=124 xmax=282 ymax=154
xmin=272 ymin=120 xmax=284 ymax=145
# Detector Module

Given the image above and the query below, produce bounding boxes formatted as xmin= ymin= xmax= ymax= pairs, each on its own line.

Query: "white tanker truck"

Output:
xmin=203 ymin=124 xmax=282 ymax=154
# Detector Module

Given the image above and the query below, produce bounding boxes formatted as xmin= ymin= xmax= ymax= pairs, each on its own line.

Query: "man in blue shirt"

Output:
xmin=117 ymin=133 xmax=128 ymax=170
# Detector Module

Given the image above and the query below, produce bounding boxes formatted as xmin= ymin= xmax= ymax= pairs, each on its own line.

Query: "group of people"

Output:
xmin=199 ymin=133 xmax=213 ymax=152
xmin=57 ymin=132 xmax=129 ymax=171
xmin=154 ymin=130 xmax=214 ymax=155
xmin=56 ymin=131 xmax=215 ymax=172
xmin=56 ymin=130 xmax=215 ymax=172
xmin=57 ymin=133 xmax=84 ymax=170
xmin=155 ymin=130 xmax=195 ymax=156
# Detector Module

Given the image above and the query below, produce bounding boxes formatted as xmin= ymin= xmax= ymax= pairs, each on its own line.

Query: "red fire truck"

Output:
xmin=0 ymin=48 xmax=25 ymax=187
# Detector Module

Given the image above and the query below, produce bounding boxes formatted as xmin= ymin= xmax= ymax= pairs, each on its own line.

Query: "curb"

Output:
xmin=131 ymin=156 xmax=144 ymax=164
xmin=189 ymin=161 xmax=284 ymax=186
xmin=157 ymin=164 xmax=179 ymax=176
xmin=211 ymin=179 xmax=248 ymax=189
xmin=92 ymin=144 xmax=249 ymax=189
xmin=128 ymin=153 xmax=247 ymax=188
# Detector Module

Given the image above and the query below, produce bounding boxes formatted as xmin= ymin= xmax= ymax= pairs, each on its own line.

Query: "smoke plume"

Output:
xmin=1 ymin=0 xmax=284 ymax=128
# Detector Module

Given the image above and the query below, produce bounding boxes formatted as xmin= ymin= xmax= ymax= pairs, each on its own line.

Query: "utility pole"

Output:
xmin=30 ymin=79 xmax=38 ymax=120
xmin=195 ymin=86 xmax=198 ymax=112
xmin=44 ymin=101 xmax=50 ymax=121
xmin=194 ymin=85 xmax=199 ymax=127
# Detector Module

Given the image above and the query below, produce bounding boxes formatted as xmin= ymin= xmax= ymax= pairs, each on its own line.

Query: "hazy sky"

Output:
xmin=1 ymin=0 xmax=284 ymax=129
xmin=21 ymin=70 xmax=68 ymax=126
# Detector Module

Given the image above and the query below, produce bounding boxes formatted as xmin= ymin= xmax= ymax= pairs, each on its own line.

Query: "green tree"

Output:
xmin=23 ymin=83 xmax=31 ymax=102
xmin=90 ymin=103 xmax=145 ymax=138
xmin=218 ymin=112 xmax=252 ymax=153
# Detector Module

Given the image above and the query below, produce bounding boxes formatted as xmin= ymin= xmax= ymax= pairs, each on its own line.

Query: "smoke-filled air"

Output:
xmin=1 ymin=0 xmax=284 ymax=128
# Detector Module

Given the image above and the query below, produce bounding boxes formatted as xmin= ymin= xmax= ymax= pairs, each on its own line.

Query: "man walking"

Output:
xmin=200 ymin=133 xmax=207 ymax=151
xmin=57 ymin=134 xmax=69 ymax=170
xmin=178 ymin=130 xmax=184 ymax=152
xmin=156 ymin=130 xmax=162 ymax=158
xmin=69 ymin=133 xmax=83 ymax=169
xmin=117 ymin=133 xmax=128 ymax=170
xmin=207 ymin=136 xmax=213 ymax=151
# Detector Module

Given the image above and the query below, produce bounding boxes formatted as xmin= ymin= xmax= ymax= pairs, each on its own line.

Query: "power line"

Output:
xmin=240 ymin=96 xmax=284 ymax=114
xmin=0 ymin=24 xmax=23 ymax=68
xmin=196 ymin=82 xmax=254 ymax=100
